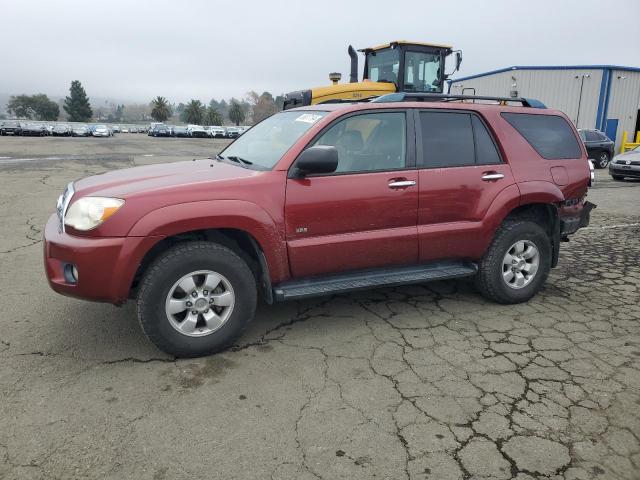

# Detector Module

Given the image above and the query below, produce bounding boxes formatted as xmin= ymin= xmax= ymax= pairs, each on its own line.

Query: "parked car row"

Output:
xmin=1 ymin=120 xmax=249 ymax=139
xmin=0 ymin=121 xmax=119 ymax=137
xmin=148 ymin=123 xmax=248 ymax=138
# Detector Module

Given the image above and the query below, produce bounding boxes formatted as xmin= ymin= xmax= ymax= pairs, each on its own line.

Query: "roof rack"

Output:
xmin=371 ymin=92 xmax=547 ymax=108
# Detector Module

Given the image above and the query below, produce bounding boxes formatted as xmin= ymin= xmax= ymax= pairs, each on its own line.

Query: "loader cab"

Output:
xmin=362 ymin=41 xmax=457 ymax=94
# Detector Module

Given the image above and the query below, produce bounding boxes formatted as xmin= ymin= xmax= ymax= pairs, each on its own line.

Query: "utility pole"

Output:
xmin=575 ymin=74 xmax=590 ymax=127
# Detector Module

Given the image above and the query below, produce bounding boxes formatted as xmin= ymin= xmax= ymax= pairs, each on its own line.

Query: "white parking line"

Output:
xmin=584 ymin=223 xmax=640 ymax=230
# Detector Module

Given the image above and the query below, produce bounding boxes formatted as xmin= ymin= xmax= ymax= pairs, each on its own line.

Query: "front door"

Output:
xmin=285 ymin=110 xmax=419 ymax=278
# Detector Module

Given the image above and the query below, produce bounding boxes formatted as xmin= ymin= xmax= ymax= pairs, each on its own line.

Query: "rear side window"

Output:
xmin=420 ymin=112 xmax=474 ymax=167
xmin=585 ymin=130 xmax=600 ymax=142
xmin=472 ymin=116 xmax=501 ymax=165
xmin=419 ymin=111 xmax=502 ymax=168
xmin=501 ymin=113 xmax=582 ymax=160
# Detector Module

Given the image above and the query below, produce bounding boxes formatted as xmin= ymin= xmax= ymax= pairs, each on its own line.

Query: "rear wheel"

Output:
xmin=595 ymin=151 xmax=610 ymax=168
xmin=137 ymin=241 xmax=257 ymax=357
xmin=476 ymin=220 xmax=551 ymax=304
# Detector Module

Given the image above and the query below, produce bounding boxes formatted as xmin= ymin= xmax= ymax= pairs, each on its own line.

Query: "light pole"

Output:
xmin=575 ymin=74 xmax=590 ymax=127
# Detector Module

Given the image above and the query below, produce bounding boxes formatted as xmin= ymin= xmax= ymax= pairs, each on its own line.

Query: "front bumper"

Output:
xmin=43 ymin=214 xmax=162 ymax=304
xmin=609 ymin=163 xmax=640 ymax=178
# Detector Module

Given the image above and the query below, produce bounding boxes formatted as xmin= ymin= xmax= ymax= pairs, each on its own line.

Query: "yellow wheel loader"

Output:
xmin=283 ymin=41 xmax=462 ymax=109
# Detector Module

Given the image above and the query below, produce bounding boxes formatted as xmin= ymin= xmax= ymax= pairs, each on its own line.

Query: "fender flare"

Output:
xmin=516 ymin=180 xmax=564 ymax=205
xmin=128 ymin=200 xmax=289 ymax=283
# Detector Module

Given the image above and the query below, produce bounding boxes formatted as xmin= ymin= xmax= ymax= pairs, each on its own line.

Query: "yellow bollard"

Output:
xmin=635 ymin=131 xmax=640 ymax=143
xmin=621 ymin=131 xmax=628 ymax=153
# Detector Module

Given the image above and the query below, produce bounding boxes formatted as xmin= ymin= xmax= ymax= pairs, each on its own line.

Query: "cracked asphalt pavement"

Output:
xmin=1 ymin=136 xmax=639 ymax=480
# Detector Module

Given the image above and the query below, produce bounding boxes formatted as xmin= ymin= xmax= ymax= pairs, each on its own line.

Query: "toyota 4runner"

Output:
xmin=44 ymin=94 xmax=595 ymax=357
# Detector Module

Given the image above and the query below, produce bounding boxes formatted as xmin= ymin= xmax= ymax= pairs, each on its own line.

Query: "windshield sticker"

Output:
xmin=295 ymin=113 xmax=323 ymax=124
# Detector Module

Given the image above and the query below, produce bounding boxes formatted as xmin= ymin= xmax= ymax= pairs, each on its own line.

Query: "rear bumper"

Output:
xmin=560 ymin=200 xmax=595 ymax=237
xmin=43 ymin=214 xmax=162 ymax=304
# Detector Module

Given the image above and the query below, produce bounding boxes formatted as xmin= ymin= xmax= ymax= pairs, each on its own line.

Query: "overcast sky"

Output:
xmin=1 ymin=0 xmax=639 ymax=104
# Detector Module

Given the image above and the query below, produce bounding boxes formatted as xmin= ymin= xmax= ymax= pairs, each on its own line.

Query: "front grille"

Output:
xmin=56 ymin=182 xmax=75 ymax=233
xmin=616 ymin=159 xmax=640 ymax=166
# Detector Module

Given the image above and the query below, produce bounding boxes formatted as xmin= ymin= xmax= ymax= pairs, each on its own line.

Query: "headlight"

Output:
xmin=64 ymin=197 xmax=124 ymax=231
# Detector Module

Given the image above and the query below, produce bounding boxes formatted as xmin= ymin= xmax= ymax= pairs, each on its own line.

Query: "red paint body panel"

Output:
xmin=43 ymin=101 xmax=592 ymax=305
xmin=417 ymin=163 xmax=515 ymax=261
xmin=44 ymin=214 xmax=162 ymax=304
xmin=285 ymin=171 xmax=419 ymax=277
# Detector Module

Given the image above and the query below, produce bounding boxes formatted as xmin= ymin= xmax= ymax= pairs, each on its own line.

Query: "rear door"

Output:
xmin=415 ymin=109 xmax=516 ymax=262
xmin=285 ymin=110 xmax=419 ymax=278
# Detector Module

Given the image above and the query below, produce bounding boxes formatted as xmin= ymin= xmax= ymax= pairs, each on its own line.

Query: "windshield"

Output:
xmin=404 ymin=51 xmax=443 ymax=92
xmin=367 ymin=49 xmax=400 ymax=83
xmin=220 ymin=110 xmax=328 ymax=169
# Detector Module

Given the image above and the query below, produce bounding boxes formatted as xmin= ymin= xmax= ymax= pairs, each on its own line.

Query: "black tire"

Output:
xmin=476 ymin=220 xmax=551 ymax=304
xmin=595 ymin=151 xmax=610 ymax=169
xmin=611 ymin=175 xmax=625 ymax=181
xmin=137 ymin=241 xmax=257 ymax=357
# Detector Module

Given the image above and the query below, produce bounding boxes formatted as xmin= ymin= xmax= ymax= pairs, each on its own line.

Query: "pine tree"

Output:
xmin=63 ymin=80 xmax=93 ymax=122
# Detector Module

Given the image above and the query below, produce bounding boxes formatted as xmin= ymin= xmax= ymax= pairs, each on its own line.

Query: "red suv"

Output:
xmin=44 ymin=95 xmax=595 ymax=357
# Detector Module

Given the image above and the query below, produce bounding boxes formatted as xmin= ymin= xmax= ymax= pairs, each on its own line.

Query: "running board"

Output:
xmin=273 ymin=261 xmax=478 ymax=302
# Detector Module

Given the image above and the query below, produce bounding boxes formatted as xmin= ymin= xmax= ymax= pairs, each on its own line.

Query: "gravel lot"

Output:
xmin=1 ymin=135 xmax=639 ymax=480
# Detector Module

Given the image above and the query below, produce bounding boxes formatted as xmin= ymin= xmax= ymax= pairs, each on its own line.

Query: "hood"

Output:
xmin=73 ymin=158 xmax=260 ymax=199
xmin=616 ymin=150 xmax=640 ymax=161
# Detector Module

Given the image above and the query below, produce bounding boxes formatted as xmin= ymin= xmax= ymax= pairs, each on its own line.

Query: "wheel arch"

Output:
xmin=130 ymin=227 xmax=275 ymax=304
xmin=502 ymin=202 xmax=560 ymax=267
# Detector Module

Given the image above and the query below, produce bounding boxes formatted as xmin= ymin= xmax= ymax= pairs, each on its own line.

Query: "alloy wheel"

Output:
xmin=164 ymin=270 xmax=235 ymax=337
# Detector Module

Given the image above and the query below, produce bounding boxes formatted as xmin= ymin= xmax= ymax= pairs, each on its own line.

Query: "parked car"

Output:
xmin=207 ymin=126 xmax=226 ymax=138
xmin=130 ymin=126 xmax=139 ymax=133
xmin=21 ymin=123 xmax=47 ymax=136
xmin=578 ymin=129 xmax=614 ymax=168
xmin=0 ymin=121 xmax=22 ymax=136
xmin=43 ymin=124 xmax=54 ymax=136
xmin=609 ymin=145 xmax=640 ymax=181
xmin=92 ymin=125 xmax=112 ymax=137
xmin=44 ymin=99 xmax=595 ymax=357
xmin=112 ymin=125 xmax=121 ymax=134
xmin=188 ymin=125 xmax=207 ymax=138
xmin=225 ymin=126 xmax=241 ymax=138
xmin=150 ymin=124 xmax=172 ymax=137
xmin=72 ymin=125 xmax=91 ymax=137
xmin=122 ymin=127 xmax=129 ymax=133
xmin=173 ymin=126 xmax=190 ymax=138
xmin=148 ymin=123 xmax=164 ymax=135
xmin=52 ymin=124 xmax=72 ymax=136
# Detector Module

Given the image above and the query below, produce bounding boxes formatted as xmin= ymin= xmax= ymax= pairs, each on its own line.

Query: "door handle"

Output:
xmin=388 ymin=180 xmax=416 ymax=188
xmin=481 ymin=173 xmax=505 ymax=181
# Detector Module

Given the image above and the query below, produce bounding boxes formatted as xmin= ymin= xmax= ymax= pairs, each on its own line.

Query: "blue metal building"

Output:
xmin=449 ymin=65 xmax=640 ymax=150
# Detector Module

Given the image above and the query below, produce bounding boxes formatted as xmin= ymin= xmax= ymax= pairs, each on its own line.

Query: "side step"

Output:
xmin=273 ymin=261 xmax=478 ymax=302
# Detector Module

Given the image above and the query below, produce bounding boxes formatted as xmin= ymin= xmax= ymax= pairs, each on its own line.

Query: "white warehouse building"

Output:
xmin=448 ymin=65 xmax=640 ymax=151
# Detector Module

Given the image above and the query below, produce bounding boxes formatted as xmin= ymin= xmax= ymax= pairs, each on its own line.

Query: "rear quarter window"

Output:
xmin=501 ymin=112 xmax=582 ymax=160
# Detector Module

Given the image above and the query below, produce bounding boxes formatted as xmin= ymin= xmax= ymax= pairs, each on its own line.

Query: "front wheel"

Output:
xmin=137 ymin=241 xmax=257 ymax=357
xmin=611 ymin=175 xmax=625 ymax=181
xmin=595 ymin=151 xmax=610 ymax=168
xmin=476 ymin=220 xmax=551 ymax=304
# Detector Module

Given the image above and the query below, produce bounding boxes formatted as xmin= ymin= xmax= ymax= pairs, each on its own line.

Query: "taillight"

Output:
xmin=587 ymin=159 xmax=595 ymax=186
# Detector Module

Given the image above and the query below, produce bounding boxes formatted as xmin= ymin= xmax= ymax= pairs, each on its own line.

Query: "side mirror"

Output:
xmin=445 ymin=50 xmax=463 ymax=77
xmin=292 ymin=145 xmax=338 ymax=177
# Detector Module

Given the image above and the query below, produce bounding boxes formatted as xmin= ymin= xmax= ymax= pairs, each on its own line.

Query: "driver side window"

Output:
xmin=313 ymin=112 xmax=406 ymax=173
